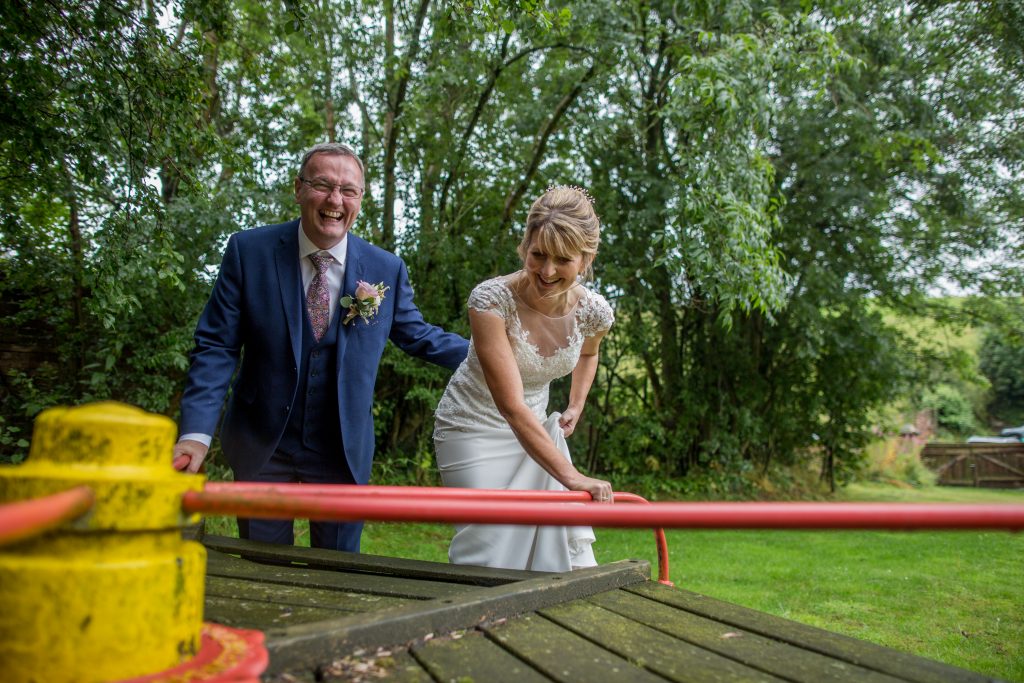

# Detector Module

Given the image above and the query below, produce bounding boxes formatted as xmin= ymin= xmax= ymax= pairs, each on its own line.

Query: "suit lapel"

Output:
xmin=337 ymin=235 xmax=364 ymax=367
xmin=275 ymin=222 xmax=303 ymax=368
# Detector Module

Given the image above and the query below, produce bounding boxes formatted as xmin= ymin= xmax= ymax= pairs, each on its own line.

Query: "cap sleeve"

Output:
xmin=578 ymin=289 xmax=614 ymax=337
xmin=467 ymin=277 xmax=515 ymax=320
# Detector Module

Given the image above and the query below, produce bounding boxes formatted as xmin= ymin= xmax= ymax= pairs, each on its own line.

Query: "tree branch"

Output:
xmin=500 ymin=61 xmax=598 ymax=232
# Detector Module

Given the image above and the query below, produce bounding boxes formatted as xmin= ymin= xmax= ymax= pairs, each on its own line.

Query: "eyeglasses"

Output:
xmin=299 ymin=177 xmax=364 ymax=199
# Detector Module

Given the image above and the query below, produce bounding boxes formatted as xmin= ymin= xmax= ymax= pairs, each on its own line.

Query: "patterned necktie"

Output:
xmin=306 ymin=252 xmax=333 ymax=341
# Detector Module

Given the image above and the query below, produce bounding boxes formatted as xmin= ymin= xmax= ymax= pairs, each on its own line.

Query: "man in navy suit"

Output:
xmin=174 ymin=142 xmax=468 ymax=552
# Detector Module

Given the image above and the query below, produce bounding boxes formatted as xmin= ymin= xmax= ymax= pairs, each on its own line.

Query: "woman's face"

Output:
xmin=523 ymin=237 xmax=586 ymax=297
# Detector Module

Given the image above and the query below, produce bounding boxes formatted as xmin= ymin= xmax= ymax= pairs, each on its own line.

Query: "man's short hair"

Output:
xmin=299 ymin=143 xmax=365 ymax=179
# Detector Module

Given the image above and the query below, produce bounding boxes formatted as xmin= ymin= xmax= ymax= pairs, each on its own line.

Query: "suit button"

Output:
xmin=311 ymin=370 xmax=318 ymax=377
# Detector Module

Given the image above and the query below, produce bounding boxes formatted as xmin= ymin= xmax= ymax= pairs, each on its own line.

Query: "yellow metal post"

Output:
xmin=0 ymin=402 xmax=206 ymax=682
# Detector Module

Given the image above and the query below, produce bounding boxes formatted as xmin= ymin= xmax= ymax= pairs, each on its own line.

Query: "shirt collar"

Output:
xmin=297 ymin=222 xmax=347 ymax=265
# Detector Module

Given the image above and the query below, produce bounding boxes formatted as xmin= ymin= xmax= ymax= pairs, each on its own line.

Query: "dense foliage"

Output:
xmin=979 ymin=320 xmax=1024 ymax=427
xmin=2 ymin=0 xmax=1021 ymax=492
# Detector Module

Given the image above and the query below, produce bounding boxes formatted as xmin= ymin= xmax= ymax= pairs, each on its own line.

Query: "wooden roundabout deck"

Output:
xmin=201 ymin=535 xmax=999 ymax=683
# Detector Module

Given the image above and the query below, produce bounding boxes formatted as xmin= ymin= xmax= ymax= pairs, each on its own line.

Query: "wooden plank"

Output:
xmin=978 ymin=454 xmax=1024 ymax=478
xmin=540 ymin=599 xmax=787 ymax=682
xmin=205 ymin=575 xmax=411 ymax=613
xmin=203 ymin=534 xmax=542 ymax=585
xmin=411 ymin=629 xmax=551 ymax=683
xmin=204 ymin=595 xmax=343 ymax=629
xmin=932 ymin=454 xmax=968 ymax=477
xmin=624 ymin=583 xmax=996 ymax=683
xmin=268 ymin=647 xmax=433 ymax=683
xmin=481 ymin=612 xmax=664 ymax=682
xmin=922 ymin=443 xmax=1024 ymax=457
xmin=205 ymin=549 xmax=467 ymax=600
xmin=263 ymin=559 xmax=650 ymax=675
xmin=367 ymin=650 xmax=435 ymax=683
xmin=590 ymin=588 xmax=903 ymax=682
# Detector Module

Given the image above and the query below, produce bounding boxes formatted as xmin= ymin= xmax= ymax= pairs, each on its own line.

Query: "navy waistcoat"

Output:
xmin=278 ymin=303 xmax=344 ymax=457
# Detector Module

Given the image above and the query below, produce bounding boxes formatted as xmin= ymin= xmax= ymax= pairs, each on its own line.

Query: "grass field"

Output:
xmin=205 ymin=483 xmax=1024 ymax=681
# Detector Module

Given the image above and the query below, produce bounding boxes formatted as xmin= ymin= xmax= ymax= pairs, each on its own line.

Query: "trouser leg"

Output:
xmin=236 ymin=449 xmax=296 ymax=545
xmin=294 ymin=446 xmax=362 ymax=552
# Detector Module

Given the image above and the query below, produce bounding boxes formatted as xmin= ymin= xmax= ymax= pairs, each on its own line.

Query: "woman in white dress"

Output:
xmin=433 ymin=186 xmax=615 ymax=572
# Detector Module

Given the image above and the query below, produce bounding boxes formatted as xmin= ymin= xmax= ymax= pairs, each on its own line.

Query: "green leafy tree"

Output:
xmin=979 ymin=323 xmax=1024 ymax=427
xmin=922 ymin=383 xmax=979 ymax=438
xmin=0 ymin=0 xmax=223 ymax=461
xmin=3 ymin=0 xmax=1022 ymax=495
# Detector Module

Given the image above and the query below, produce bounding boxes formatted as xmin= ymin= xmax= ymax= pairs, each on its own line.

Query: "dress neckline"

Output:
xmin=504 ymin=273 xmax=583 ymax=319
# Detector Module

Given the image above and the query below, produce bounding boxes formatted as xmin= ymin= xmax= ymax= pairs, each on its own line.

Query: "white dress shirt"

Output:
xmin=298 ymin=224 xmax=348 ymax=326
xmin=179 ymin=225 xmax=349 ymax=448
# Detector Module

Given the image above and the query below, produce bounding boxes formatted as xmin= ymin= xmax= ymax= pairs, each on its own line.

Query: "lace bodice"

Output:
xmin=434 ymin=275 xmax=614 ymax=434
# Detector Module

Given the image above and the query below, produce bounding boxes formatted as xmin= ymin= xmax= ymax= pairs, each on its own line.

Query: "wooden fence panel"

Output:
xmin=920 ymin=443 xmax=1024 ymax=488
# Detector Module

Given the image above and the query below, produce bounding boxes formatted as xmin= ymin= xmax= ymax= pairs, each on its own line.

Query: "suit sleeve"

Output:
xmin=388 ymin=259 xmax=469 ymax=370
xmin=178 ymin=235 xmax=245 ymax=436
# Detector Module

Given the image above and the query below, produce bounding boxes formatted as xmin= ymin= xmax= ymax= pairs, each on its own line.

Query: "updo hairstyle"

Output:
xmin=517 ymin=186 xmax=600 ymax=281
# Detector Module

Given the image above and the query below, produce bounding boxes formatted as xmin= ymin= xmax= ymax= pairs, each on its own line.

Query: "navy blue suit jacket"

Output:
xmin=179 ymin=220 xmax=468 ymax=483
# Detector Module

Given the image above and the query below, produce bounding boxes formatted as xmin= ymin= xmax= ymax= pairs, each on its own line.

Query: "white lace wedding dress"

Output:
xmin=433 ymin=274 xmax=614 ymax=572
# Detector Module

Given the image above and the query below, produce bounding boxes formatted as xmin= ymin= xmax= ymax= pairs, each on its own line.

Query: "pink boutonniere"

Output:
xmin=340 ymin=280 xmax=390 ymax=325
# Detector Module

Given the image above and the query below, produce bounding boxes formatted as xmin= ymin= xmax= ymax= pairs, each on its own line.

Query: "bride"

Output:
xmin=433 ymin=185 xmax=614 ymax=572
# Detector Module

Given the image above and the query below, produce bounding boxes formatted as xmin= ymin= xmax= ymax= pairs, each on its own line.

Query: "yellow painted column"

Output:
xmin=0 ymin=402 xmax=206 ymax=683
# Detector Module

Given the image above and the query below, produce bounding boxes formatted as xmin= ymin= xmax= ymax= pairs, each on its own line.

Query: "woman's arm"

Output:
xmin=558 ymin=331 xmax=607 ymax=437
xmin=470 ymin=309 xmax=612 ymax=502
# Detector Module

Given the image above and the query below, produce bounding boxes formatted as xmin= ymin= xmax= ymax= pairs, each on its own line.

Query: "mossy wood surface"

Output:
xmin=539 ymin=599 xmax=787 ymax=682
xmin=411 ymin=629 xmax=551 ymax=683
xmin=200 ymin=536 xmax=1000 ymax=682
xmin=588 ymin=589 xmax=902 ymax=683
xmin=624 ymin=583 xmax=994 ymax=683
xmin=204 ymin=534 xmax=539 ymax=585
xmin=263 ymin=559 xmax=649 ymax=673
xmin=205 ymin=547 xmax=465 ymax=599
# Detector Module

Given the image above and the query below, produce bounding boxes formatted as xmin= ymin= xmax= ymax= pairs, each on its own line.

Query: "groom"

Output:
xmin=174 ymin=142 xmax=468 ymax=552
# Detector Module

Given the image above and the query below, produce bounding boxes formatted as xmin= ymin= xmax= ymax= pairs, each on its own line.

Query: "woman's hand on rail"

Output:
xmin=565 ymin=474 xmax=614 ymax=503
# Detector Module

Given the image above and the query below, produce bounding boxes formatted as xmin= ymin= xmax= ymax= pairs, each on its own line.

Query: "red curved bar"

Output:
xmin=183 ymin=490 xmax=1024 ymax=589
xmin=615 ymin=493 xmax=673 ymax=587
xmin=0 ymin=486 xmax=95 ymax=547
xmin=202 ymin=483 xmax=674 ymax=585
xmin=182 ymin=493 xmax=1024 ymax=530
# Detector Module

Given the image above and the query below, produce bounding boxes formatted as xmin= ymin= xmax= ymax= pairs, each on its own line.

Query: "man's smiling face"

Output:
xmin=295 ymin=152 xmax=364 ymax=249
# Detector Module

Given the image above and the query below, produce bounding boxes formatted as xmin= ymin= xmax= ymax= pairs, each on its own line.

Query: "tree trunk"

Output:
xmin=821 ymin=446 xmax=836 ymax=493
xmin=381 ymin=0 xmax=432 ymax=251
xmin=500 ymin=62 xmax=596 ymax=232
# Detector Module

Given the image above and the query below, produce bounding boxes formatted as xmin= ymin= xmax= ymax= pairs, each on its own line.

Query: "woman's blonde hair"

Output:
xmin=517 ymin=186 xmax=600 ymax=281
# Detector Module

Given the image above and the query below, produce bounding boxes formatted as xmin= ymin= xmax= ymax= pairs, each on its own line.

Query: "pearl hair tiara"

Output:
xmin=546 ymin=184 xmax=595 ymax=206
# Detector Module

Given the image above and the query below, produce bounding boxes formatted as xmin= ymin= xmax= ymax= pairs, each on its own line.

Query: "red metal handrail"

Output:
xmin=201 ymin=482 xmax=673 ymax=585
xmin=0 ymin=486 xmax=95 ymax=547
xmin=184 ymin=493 xmax=1024 ymax=532
xmin=182 ymin=486 xmax=1024 ymax=586
xmin=182 ymin=491 xmax=1024 ymax=530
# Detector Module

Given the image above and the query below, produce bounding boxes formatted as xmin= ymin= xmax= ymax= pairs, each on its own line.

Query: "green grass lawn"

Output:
xmin=205 ymin=483 xmax=1024 ymax=681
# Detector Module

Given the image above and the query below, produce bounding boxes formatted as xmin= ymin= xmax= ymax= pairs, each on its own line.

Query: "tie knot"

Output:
xmin=310 ymin=251 xmax=333 ymax=274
